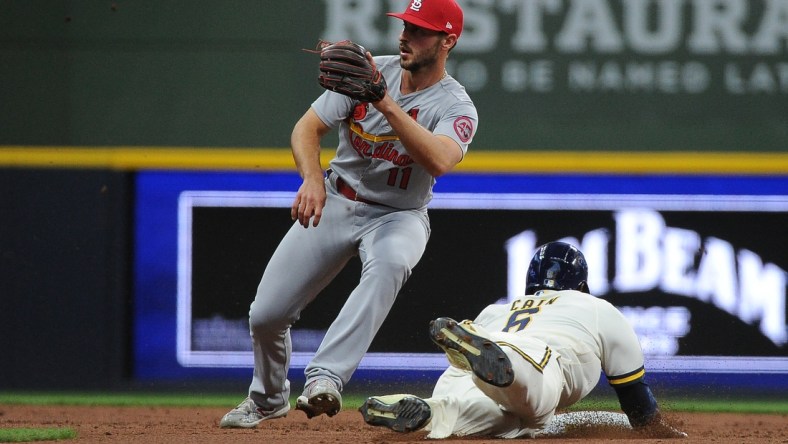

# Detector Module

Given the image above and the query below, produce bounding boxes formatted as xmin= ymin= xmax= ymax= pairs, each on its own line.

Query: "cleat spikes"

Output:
xmin=429 ymin=317 xmax=514 ymax=387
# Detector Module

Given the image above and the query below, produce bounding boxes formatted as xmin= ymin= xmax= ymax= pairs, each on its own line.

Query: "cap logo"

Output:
xmin=409 ymin=0 xmax=422 ymax=12
xmin=445 ymin=22 xmax=452 ymax=29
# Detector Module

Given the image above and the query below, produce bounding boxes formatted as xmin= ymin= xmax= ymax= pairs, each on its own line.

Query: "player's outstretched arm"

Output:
xmin=614 ymin=382 xmax=687 ymax=438
xmin=290 ymin=108 xmax=331 ymax=228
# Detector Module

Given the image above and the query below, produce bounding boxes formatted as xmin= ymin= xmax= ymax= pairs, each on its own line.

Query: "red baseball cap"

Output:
xmin=387 ymin=0 xmax=464 ymax=38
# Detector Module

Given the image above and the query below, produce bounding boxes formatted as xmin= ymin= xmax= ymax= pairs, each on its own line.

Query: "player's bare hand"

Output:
xmin=291 ymin=178 xmax=326 ymax=228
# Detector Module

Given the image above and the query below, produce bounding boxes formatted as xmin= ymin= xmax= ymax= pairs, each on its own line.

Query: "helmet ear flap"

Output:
xmin=577 ymin=281 xmax=590 ymax=293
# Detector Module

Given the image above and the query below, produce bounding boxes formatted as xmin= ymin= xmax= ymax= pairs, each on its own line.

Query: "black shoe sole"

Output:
xmin=429 ymin=317 xmax=514 ymax=387
xmin=359 ymin=396 xmax=431 ymax=433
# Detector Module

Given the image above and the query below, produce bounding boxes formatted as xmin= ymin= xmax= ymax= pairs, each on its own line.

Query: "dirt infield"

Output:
xmin=1 ymin=405 xmax=786 ymax=443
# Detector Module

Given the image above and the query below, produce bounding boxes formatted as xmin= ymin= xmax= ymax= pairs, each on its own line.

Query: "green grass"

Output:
xmin=567 ymin=396 xmax=788 ymax=415
xmin=0 ymin=392 xmax=242 ymax=408
xmin=1 ymin=391 xmax=786 ymax=414
xmin=0 ymin=427 xmax=76 ymax=443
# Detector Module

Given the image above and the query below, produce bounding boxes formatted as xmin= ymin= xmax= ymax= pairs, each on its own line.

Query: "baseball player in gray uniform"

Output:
xmin=361 ymin=242 xmax=687 ymax=439
xmin=220 ymin=0 xmax=477 ymax=428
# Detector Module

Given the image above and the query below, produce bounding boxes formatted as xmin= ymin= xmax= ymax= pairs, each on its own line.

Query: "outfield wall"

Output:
xmin=1 ymin=1 xmax=786 ymax=151
xmin=1 ymin=149 xmax=785 ymax=390
xmin=1 ymin=0 xmax=785 ymax=391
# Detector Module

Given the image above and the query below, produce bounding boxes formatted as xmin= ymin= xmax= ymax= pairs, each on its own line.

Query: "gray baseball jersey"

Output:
xmin=313 ymin=55 xmax=478 ymax=209
xmin=245 ymin=54 xmax=478 ymax=411
xmin=425 ymin=289 xmax=645 ymax=438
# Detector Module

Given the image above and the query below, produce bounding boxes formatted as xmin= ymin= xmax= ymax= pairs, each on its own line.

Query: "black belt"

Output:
xmin=333 ymin=174 xmax=383 ymax=206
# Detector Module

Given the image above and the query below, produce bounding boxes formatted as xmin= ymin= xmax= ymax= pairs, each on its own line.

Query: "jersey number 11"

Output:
xmin=387 ymin=167 xmax=412 ymax=190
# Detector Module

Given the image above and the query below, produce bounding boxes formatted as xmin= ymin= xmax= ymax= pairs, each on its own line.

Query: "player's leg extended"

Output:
xmin=359 ymin=368 xmax=521 ymax=437
xmin=428 ymin=320 xmax=562 ymax=430
xmin=247 ymin=193 xmax=357 ymax=411
xmin=429 ymin=318 xmax=515 ymax=387
xmin=425 ymin=367 xmax=535 ymax=439
xmin=305 ymin=207 xmax=430 ymax=384
xmin=475 ymin=334 xmax=564 ymax=430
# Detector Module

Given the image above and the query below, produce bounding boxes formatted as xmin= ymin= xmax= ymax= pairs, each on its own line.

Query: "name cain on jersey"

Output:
xmin=511 ymin=296 xmax=560 ymax=311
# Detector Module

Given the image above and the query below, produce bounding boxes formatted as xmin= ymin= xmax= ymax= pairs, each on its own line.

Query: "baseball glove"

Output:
xmin=312 ymin=40 xmax=387 ymax=103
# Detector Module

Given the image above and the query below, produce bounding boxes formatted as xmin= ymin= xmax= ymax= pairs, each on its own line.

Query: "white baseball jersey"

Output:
xmin=475 ymin=289 xmax=646 ymax=401
xmin=312 ymin=55 xmax=478 ymax=209
xmin=425 ymin=289 xmax=646 ymax=438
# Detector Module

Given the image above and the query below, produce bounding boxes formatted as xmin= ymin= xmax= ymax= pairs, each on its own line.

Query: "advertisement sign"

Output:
xmin=324 ymin=0 xmax=788 ymax=150
xmin=5 ymin=1 xmax=784 ymax=150
xmin=133 ymin=171 xmax=787 ymax=379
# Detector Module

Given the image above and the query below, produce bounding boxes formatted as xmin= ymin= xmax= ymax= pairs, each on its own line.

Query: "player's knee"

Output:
xmin=363 ymin=259 xmax=412 ymax=294
xmin=249 ymin=299 xmax=293 ymax=333
xmin=374 ymin=254 xmax=413 ymax=272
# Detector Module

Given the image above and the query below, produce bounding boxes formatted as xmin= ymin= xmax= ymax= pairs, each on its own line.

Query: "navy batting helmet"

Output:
xmin=525 ymin=241 xmax=589 ymax=295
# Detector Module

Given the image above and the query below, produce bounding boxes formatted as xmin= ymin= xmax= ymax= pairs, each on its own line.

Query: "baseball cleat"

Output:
xmin=219 ymin=397 xmax=289 ymax=428
xmin=360 ymin=394 xmax=431 ymax=433
xmin=295 ymin=378 xmax=342 ymax=418
xmin=429 ymin=317 xmax=514 ymax=387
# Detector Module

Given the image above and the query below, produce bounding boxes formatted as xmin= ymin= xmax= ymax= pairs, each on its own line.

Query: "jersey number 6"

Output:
xmin=503 ymin=307 xmax=542 ymax=333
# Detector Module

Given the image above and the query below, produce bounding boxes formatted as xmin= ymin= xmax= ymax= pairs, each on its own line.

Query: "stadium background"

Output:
xmin=1 ymin=0 xmax=786 ymax=398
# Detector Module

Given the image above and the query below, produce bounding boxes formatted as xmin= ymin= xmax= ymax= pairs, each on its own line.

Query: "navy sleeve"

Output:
xmin=612 ymin=380 xmax=659 ymax=427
